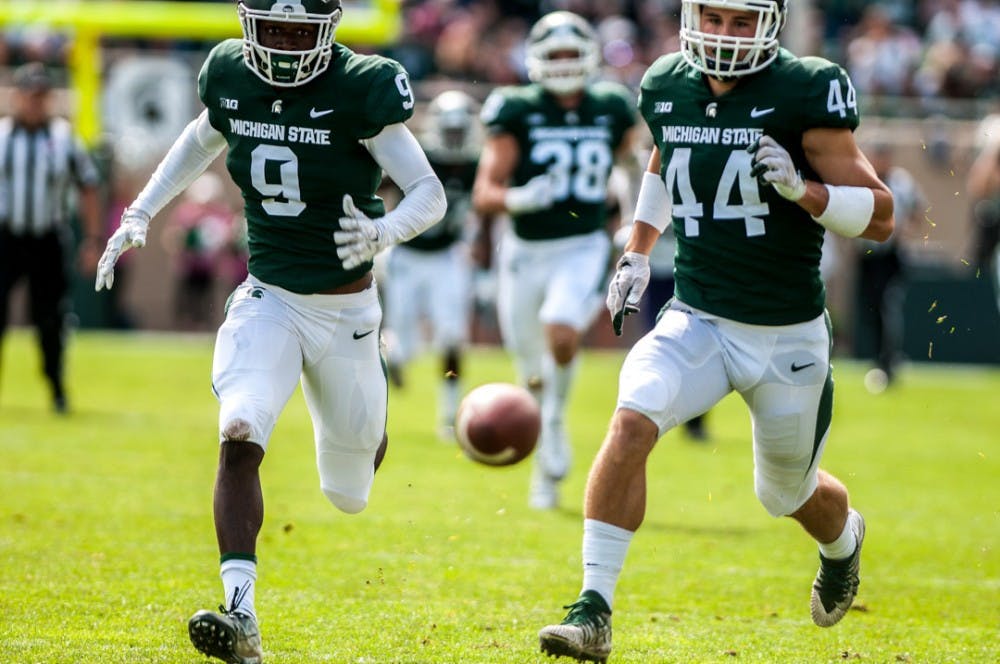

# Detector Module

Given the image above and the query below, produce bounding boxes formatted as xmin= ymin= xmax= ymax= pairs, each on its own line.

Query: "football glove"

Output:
xmin=334 ymin=194 xmax=389 ymax=270
xmin=504 ymin=173 xmax=557 ymax=214
xmin=748 ymin=135 xmax=806 ymax=202
xmin=606 ymin=251 xmax=650 ymax=337
xmin=94 ymin=208 xmax=150 ymax=291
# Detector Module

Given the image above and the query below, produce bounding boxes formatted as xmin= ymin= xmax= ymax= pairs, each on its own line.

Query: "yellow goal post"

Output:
xmin=0 ymin=0 xmax=402 ymax=146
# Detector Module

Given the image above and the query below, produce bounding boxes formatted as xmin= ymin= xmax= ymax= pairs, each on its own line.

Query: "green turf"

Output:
xmin=1 ymin=329 xmax=997 ymax=663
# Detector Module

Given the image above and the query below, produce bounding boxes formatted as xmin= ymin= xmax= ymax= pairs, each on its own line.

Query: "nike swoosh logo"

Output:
xmin=353 ymin=329 xmax=375 ymax=340
xmin=310 ymin=108 xmax=334 ymax=118
xmin=750 ymin=107 xmax=775 ymax=118
xmin=791 ymin=361 xmax=815 ymax=372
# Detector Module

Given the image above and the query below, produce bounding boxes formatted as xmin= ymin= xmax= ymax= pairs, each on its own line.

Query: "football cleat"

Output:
xmin=811 ymin=508 xmax=866 ymax=627
xmin=539 ymin=590 xmax=612 ymax=663
xmin=537 ymin=424 xmax=571 ymax=481
xmin=188 ymin=606 xmax=263 ymax=664
xmin=529 ymin=464 xmax=561 ymax=510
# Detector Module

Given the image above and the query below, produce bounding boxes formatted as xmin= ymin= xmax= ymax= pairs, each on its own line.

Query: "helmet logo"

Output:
xmin=705 ymin=102 xmax=718 ymax=118
xmin=272 ymin=99 xmax=283 ymax=114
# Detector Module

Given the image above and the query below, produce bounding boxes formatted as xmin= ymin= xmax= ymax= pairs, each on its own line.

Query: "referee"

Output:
xmin=0 ymin=62 xmax=102 ymax=413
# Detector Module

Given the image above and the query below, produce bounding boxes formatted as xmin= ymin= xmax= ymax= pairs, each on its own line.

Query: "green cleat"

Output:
xmin=539 ymin=590 xmax=612 ymax=663
xmin=811 ymin=508 xmax=866 ymax=627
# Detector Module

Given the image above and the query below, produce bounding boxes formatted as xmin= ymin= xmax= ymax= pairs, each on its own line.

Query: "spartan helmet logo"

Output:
xmin=705 ymin=102 xmax=718 ymax=118
xmin=272 ymin=99 xmax=283 ymax=114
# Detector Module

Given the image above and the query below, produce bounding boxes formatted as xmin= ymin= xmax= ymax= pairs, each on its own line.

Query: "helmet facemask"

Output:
xmin=525 ymin=12 xmax=601 ymax=96
xmin=680 ymin=0 xmax=785 ymax=79
xmin=239 ymin=1 xmax=342 ymax=87
xmin=421 ymin=91 xmax=482 ymax=164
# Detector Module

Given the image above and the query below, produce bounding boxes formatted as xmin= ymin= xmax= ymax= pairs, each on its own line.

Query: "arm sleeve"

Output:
xmin=131 ymin=110 xmax=227 ymax=218
xmin=361 ymin=123 xmax=446 ymax=243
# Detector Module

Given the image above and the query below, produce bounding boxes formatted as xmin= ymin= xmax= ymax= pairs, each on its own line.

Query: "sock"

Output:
xmin=541 ymin=354 xmax=577 ymax=433
xmin=439 ymin=377 xmax=460 ymax=426
xmin=581 ymin=518 xmax=634 ymax=610
xmin=818 ymin=514 xmax=857 ymax=560
xmin=220 ymin=557 xmax=258 ymax=620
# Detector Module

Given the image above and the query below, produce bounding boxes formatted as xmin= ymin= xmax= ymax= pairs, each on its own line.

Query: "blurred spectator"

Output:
xmin=855 ymin=142 xmax=928 ymax=388
xmin=966 ymin=114 xmax=1000 ymax=281
xmin=0 ymin=62 xmax=102 ymax=413
xmin=845 ymin=4 xmax=922 ymax=97
xmin=162 ymin=171 xmax=246 ymax=331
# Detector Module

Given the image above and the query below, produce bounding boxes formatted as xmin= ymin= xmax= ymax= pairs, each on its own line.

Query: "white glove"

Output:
xmin=504 ymin=173 xmax=556 ymax=214
xmin=334 ymin=194 xmax=389 ymax=270
xmin=749 ymin=135 xmax=807 ymax=201
xmin=606 ymin=251 xmax=650 ymax=337
xmin=95 ymin=208 xmax=150 ymax=291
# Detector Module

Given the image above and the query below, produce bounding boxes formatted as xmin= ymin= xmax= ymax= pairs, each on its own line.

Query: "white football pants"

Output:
xmin=211 ymin=275 xmax=387 ymax=514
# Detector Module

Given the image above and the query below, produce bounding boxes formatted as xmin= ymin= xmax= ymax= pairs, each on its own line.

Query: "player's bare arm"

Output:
xmin=472 ymin=133 xmax=520 ymax=215
xmin=800 ymin=127 xmax=895 ymax=242
xmin=750 ymin=128 xmax=894 ymax=243
xmin=472 ymin=132 xmax=555 ymax=216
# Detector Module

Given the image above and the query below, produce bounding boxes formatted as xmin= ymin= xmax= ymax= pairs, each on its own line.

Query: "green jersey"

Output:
xmin=199 ymin=40 xmax=415 ymax=293
xmin=638 ymin=49 xmax=859 ymax=325
xmin=402 ymin=157 xmax=476 ymax=252
xmin=481 ymin=82 xmax=636 ymax=240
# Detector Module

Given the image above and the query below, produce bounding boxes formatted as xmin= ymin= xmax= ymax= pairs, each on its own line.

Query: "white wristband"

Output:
xmin=633 ymin=170 xmax=671 ymax=232
xmin=811 ymin=184 xmax=874 ymax=238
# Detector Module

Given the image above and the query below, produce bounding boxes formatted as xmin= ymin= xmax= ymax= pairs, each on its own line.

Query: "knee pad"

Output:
xmin=754 ymin=471 xmax=816 ymax=517
xmin=318 ymin=450 xmax=376 ymax=514
xmin=321 ymin=487 xmax=368 ymax=514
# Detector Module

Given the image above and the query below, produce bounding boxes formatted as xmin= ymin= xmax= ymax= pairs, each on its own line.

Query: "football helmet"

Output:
xmin=680 ymin=0 xmax=787 ymax=79
xmin=525 ymin=11 xmax=600 ymax=96
xmin=420 ymin=90 xmax=482 ymax=164
xmin=238 ymin=0 xmax=342 ymax=87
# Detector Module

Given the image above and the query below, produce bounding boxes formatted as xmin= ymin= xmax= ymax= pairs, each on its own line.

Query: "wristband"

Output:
xmin=811 ymin=184 xmax=874 ymax=238
xmin=633 ymin=171 xmax=671 ymax=232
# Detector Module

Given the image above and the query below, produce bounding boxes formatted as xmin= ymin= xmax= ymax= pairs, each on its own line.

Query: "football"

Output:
xmin=454 ymin=382 xmax=540 ymax=466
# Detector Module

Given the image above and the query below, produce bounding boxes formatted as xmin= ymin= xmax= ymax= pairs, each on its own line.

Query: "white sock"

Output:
xmin=220 ymin=558 xmax=257 ymax=620
xmin=541 ymin=354 xmax=577 ymax=432
xmin=818 ymin=514 xmax=857 ymax=560
xmin=581 ymin=518 xmax=634 ymax=610
xmin=440 ymin=378 xmax=460 ymax=425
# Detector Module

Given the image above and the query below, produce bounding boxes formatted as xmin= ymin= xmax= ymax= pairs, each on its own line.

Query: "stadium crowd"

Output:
xmin=2 ymin=1 xmax=1000 ymax=103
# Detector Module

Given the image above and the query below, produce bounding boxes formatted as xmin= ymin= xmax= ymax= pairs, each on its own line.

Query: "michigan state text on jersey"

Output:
xmin=639 ymin=49 xmax=858 ymax=325
xmin=201 ymin=39 xmax=414 ymax=293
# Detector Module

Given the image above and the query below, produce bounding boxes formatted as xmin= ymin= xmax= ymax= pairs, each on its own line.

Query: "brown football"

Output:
xmin=455 ymin=382 xmax=540 ymax=466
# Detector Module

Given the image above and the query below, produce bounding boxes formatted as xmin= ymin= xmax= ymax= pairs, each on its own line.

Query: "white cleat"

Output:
xmin=537 ymin=425 xmax=571 ymax=480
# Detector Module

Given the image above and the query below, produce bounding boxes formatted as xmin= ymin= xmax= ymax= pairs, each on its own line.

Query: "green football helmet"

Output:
xmin=525 ymin=11 xmax=600 ymax=96
xmin=420 ymin=90 xmax=482 ymax=164
xmin=238 ymin=0 xmax=342 ymax=87
xmin=680 ymin=0 xmax=787 ymax=79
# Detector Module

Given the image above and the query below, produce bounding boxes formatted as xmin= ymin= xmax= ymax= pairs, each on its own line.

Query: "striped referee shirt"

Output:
xmin=0 ymin=116 xmax=99 ymax=236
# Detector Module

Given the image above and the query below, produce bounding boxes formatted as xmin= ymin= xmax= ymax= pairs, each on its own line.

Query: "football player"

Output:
xmin=472 ymin=11 xmax=639 ymax=510
xmin=94 ymin=1 xmax=445 ymax=662
xmin=382 ymin=89 xmax=483 ymax=438
xmin=538 ymin=1 xmax=894 ymax=661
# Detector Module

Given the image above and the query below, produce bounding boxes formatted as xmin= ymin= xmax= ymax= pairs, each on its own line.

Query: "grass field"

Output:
xmin=1 ymin=329 xmax=998 ymax=663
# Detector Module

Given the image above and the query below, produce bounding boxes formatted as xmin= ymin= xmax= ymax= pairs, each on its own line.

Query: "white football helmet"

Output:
xmin=680 ymin=0 xmax=787 ymax=79
xmin=525 ymin=11 xmax=601 ymax=96
xmin=420 ymin=90 xmax=482 ymax=164
xmin=239 ymin=0 xmax=342 ymax=87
